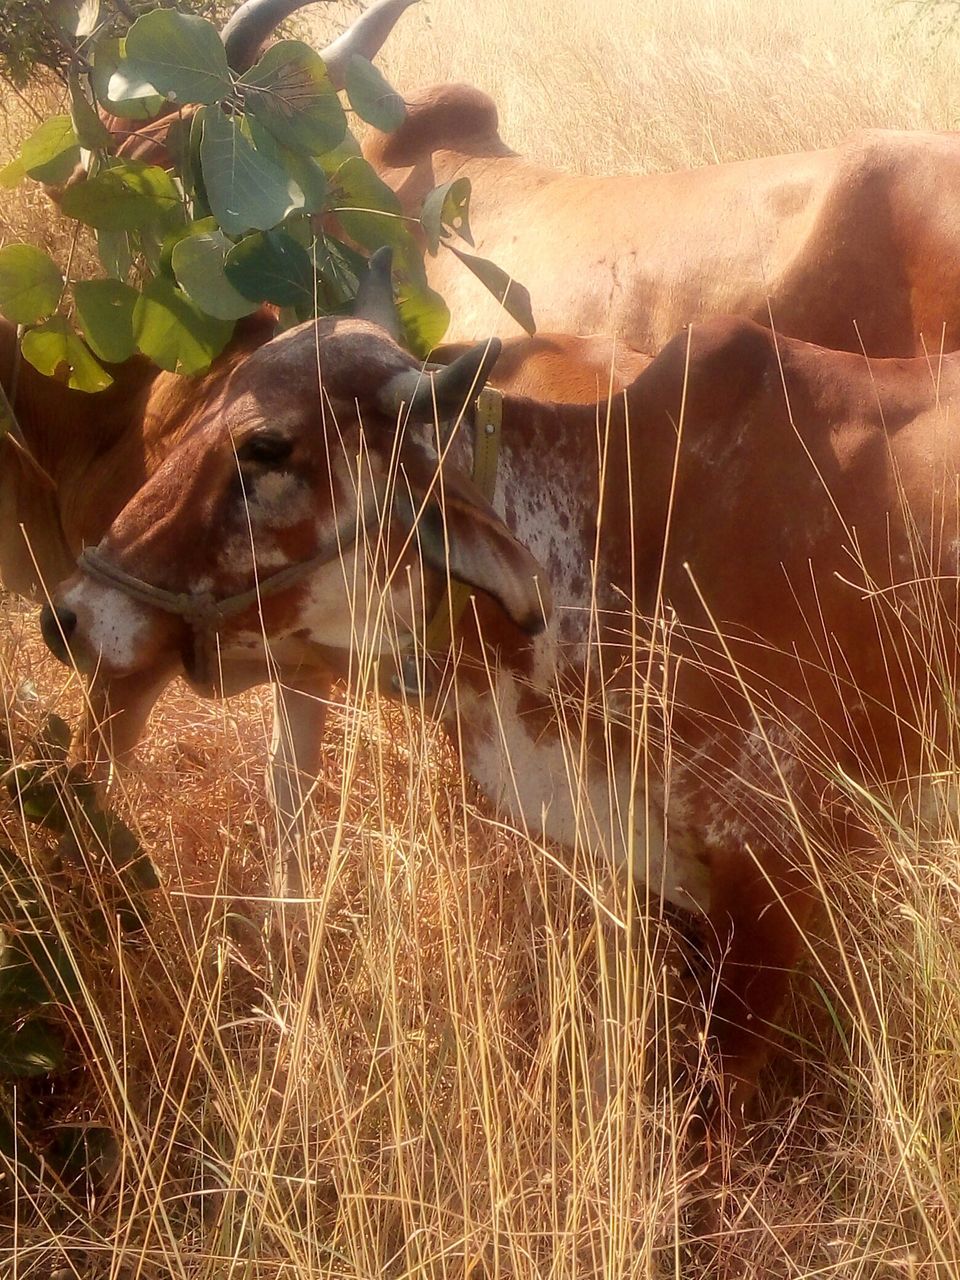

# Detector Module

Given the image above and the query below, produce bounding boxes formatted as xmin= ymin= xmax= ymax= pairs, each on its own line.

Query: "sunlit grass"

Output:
xmin=3 ymin=414 xmax=960 ymax=1276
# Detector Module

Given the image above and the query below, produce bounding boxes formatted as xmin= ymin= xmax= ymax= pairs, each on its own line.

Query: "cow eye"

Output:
xmin=237 ymin=432 xmax=294 ymax=465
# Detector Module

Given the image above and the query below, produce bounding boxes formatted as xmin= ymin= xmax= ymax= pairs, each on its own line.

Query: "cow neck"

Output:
xmin=496 ymin=390 xmax=637 ymax=536
xmin=453 ymin=382 xmax=674 ymax=662
xmin=450 ymin=391 xmax=626 ymax=671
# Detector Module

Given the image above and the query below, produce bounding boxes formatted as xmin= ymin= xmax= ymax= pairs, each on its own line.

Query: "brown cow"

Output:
xmin=42 ymin=312 xmax=960 ymax=1126
xmin=363 ymin=81 xmax=960 ymax=357
xmin=78 ymin=0 xmax=960 ymax=358
xmin=5 ymin=289 xmax=633 ymax=872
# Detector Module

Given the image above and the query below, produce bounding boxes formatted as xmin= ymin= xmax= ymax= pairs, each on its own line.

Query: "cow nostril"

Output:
xmin=40 ymin=603 xmax=78 ymax=663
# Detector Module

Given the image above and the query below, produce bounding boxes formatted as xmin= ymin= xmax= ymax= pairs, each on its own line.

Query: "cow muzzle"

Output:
xmin=40 ymin=602 xmax=77 ymax=665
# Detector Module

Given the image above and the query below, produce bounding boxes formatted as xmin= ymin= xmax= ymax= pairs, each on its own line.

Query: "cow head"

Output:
xmin=41 ymin=318 xmax=550 ymax=696
xmin=365 ymin=83 xmax=510 ymax=173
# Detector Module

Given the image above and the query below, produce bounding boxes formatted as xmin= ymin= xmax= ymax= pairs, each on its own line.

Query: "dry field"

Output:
xmin=3 ymin=0 xmax=960 ymax=1276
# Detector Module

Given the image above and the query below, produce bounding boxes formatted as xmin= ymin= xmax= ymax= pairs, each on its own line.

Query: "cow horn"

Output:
xmin=318 ymin=0 xmax=420 ymax=90
xmin=379 ymin=338 xmax=503 ymax=423
xmin=221 ymin=0 xmax=321 ymax=72
xmin=354 ymin=246 xmax=401 ymax=341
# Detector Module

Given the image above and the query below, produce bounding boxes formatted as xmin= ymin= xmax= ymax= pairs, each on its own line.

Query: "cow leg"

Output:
xmin=267 ymin=672 xmax=332 ymax=899
xmin=78 ymin=669 xmax=173 ymax=786
xmin=700 ymin=851 xmax=818 ymax=1132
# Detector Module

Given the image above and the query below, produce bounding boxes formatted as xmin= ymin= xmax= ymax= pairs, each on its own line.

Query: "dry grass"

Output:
xmin=310 ymin=0 xmax=960 ymax=171
xmin=3 ymin=0 xmax=960 ymax=1276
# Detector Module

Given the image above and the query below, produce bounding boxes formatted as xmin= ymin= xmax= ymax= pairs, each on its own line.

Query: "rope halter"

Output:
xmin=76 ymin=523 xmax=364 ymax=686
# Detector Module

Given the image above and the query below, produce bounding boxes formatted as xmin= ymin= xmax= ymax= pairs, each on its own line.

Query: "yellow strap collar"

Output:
xmin=423 ymin=385 xmax=503 ymax=653
xmin=377 ymin=387 xmax=503 ymax=696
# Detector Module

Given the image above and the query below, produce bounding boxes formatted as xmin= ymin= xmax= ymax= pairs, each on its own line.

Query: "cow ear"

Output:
xmin=378 ymin=338 xmax=502 ymax=424
xmin=394 ymin=447 xmax=551 ymax=635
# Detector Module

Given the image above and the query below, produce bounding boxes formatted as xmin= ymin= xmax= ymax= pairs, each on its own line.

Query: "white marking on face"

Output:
xmin=218 ymin=531 xmax=291 ymax=576
xmin=244 ymin=474 xmax=312 ymax=528
xmin=280 ymin=554 xmax=424 ymax=655
xmin=294 ymin=558 xmax=376 ymax=651
xmin=59 ymin=578 xmax=151 ymax=672
xmin=216 ymin=475 xmax=315 ymax=577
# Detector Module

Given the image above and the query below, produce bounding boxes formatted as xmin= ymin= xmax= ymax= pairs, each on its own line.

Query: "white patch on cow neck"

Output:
xmin=455 ymin=650 xmax=712 ymax=913
xmin=493 ymin=448 xmax=594 ymax=657
xmin=445 ymin=423 xmax=713 ymax=911
xmin=60 ymin=578 xmax=150 ymax=671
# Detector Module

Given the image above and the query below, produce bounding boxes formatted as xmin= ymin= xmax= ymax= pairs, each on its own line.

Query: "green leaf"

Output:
xmin=6 ymin=765 xmax=68 ymax=831
xmin=47 ymin=1126 xmax=118 ymax=1192
xmin=74 ymin=279 xmax=139 ymax=363
xmin=224 ymin=230 xmax=316 ymax=308
xmin=91 ymin=39 xmax=164 ymax=121
xmin=21 ymin=318 xmax=114 ymax=393
xmin=0 ymin=1110 xmax=44 ymax=1182
xmin=446 ymin=245 xmax=537 ymax=335
xmin=69 ymin=72 xmax=111 ymax=150
xmin=17 ymin=930 xmax=80 ymax=1005
xmin=97 ymin=229 xmax=134 ymax=280
xmin=421 ymin=177 xmax=473 ymax=254
xmin=110 ymin=10 xmax=232 ymax=107
xmin=0 ymin=875 xmax=32 ymax=926
xmin=0 ymin=1022 xmax=64 ymax=1078
xmin=283 ymin=208 xmax=315 ymax=249
xmin=116 ymin=901 xmax=150 ymax=933
xmin=20 ymin=116 xmax=80 ymax=186
xmin=345 ymin=55 xmax=406 ymax=132
xmin=200 ymin=111 xmax=300 ymax=235
xmin=313 ymin=233 xmax=369 ymax=311
xmin=120 ymin=852 xmax=161 ymax=894
xmin=332 ymin=156 xmax=411 ymax=254
xmin=36 ymin=714 xmax=72 ymax=763
xmin=0 ymin=246 xmax=63 ymax=325
xmin=239 ymin=40 xmax=346 ymax=155
xmin=314 ymin=134 xmax=362 ymax=177
xmin=297 ymin=224 xmax=370 ymax=313
xmin=173 ymin=230 xmax=260 ymax=321
xmin=242 ymin=112 xmax=303 ymax=192
xmin=175 ymin=103 xmax=202 ymax=207
xmin=48 ymin=1125 xmax=118 ymax=1194
xmin=0 ymin=157 xmax=25 ymax=190
xmin=133 ymin=278 xmax=233 ymax=374
xmin=60 ymin=160 xmax=183 ymax=232
xmin=0 ymin=938 xmax=50 ymax=1011
xmin=89 ymin=809 xmax=140 ymax=867
xmin=159 ymin=214 xmax=218 ymax=278
xmin=396 ymin=277 xmax=450 ymax=357
xmin=0 ymin=848 xmax=36 ymax=901
xmin=279 ymin=149 xmax=328 ymax=213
